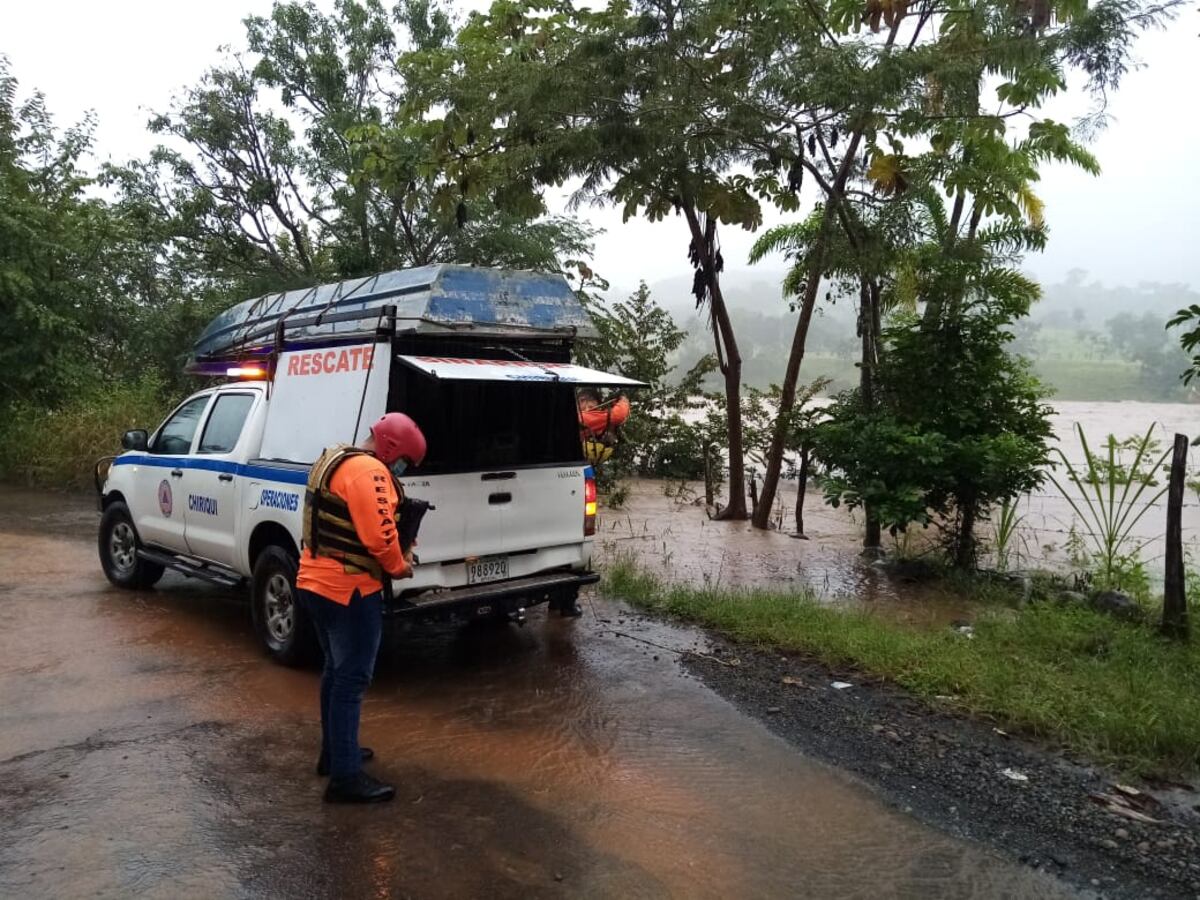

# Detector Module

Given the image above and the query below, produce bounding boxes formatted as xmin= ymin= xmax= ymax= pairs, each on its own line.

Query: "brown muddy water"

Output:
xmin=0 ymin=486 xmax=1071 ymax=898
xmin=604 ymin=400 xmax=1200 ymax=614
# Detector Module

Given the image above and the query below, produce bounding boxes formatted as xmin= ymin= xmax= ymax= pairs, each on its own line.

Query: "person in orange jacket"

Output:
xmin=578 ymin=388 xmax=630 ymax=440
xmin=296 ymin=412 xmax=427 ymax=804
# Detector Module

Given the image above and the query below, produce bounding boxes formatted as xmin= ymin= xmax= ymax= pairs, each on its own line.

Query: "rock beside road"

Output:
xmin=1089 ymin=590 xmax=1145 ymax=622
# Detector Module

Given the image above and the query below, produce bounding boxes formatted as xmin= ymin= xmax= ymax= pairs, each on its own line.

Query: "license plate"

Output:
xmin=467 ymin=555 xmax=509 ymax=585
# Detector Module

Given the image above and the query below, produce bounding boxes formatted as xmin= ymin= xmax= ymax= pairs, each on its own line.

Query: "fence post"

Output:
xmin=795 ymin=445 xmax=810 ymax=537
xmin=1162 ymin=433 xmax=1190 ymax=641
xmin=704 ymin=445 xmax=715 ymax=507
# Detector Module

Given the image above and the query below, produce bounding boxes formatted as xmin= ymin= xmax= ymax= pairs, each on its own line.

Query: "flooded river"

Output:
xmin=0 ymin=487 xmax=1070 ymax=898
xmin=602 ymin=400 xmax=1200 ymax=609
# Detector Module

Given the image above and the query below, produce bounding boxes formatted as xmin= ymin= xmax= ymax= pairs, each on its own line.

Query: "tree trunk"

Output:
xmin=859 ymin=277 xmax=882 ymax=551
xmin=955 ymin=495 xmax=977 ymax=569
xmin=753 ymin=19 xmax=904 ymax=531
xmin=751 ymin=205 xmax=836 ymax=530
xmin=711 ymin=278 xmax=748 ymax=520
xmin=682 ymin=204 xmax=747 ymax=520
xmin=1162 ymin=433 xmax=1190 ymax=641
xmin=753 ymin=141 xmax=863 ymax=530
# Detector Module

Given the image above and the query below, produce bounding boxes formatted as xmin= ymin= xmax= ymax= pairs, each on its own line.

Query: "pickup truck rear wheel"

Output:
xmin=99 ymin=501 xmax=165 ymax=589
xmin=251 ymin=545 xmax=317 ymax=667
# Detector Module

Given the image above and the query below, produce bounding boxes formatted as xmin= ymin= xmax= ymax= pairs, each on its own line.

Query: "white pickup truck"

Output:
xmin=95 ymin=266 xmax=638 ymax=664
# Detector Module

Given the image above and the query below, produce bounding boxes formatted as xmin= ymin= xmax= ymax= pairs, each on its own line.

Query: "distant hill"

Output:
xmin=594 ymin=269 xmax=1199 ymax=402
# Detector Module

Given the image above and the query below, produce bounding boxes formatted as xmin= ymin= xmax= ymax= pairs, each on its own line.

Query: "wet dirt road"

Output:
xmin=0 ymin=488 xmax=1072 ymax=899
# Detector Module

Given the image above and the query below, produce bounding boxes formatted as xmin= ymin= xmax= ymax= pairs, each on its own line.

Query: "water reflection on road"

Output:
xmin=0 ymin=488 xmax=1069 ymax=898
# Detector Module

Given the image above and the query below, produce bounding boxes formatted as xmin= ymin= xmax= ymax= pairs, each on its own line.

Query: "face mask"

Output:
xmin=389 ymin=458 xmax=408 ymax=478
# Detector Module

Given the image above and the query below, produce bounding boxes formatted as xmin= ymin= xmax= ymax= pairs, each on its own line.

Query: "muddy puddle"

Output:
xmin=0 ymin=487 xmax=1072 ymax=897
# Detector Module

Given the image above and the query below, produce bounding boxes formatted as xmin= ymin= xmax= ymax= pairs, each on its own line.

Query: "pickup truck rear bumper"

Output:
xmin=388 ymin=570 xmax=599 ymax=621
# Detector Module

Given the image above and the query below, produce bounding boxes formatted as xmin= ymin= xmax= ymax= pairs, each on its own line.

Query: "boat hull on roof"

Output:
xmin=192 ymin=265 xmax=596 ymax=360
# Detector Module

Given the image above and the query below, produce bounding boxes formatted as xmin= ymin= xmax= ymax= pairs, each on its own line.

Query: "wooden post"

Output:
xmin=704 ymin=445 xmax=715 ymax=507
xmin=795 ymin=445 xmax=810 ymax=537
xmin=749 ymin=473 xmax=759 ymax=517
xmin=1162 ymin=433 xmax=1190 ymax=641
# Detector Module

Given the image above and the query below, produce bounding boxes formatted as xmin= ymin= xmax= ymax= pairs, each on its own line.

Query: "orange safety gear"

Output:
xmin=297 ymin=448 xmax=409 ymax=605
xmin=579 ymin=395 xmax=630 ymax=440
xmin=370 ymin=412 xmax=427 ymax=467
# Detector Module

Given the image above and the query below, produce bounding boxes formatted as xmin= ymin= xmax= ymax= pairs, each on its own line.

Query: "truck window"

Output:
xmin=197 ymin=393 xmax=256 ymax=454
xmin=150 ymin=396 xmax=211 ymax=455
xmin=392 ymin=373 xmax=581 ymax=474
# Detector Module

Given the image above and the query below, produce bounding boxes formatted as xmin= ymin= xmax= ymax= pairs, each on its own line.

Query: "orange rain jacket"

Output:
xmin=579 ymin=396 xmax=630 ymax=440
xmin=296 ymin=453 xmax=409 ymax=604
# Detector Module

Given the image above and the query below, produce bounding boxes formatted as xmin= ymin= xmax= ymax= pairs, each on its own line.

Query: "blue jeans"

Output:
xmin=298 ymin=588 xmax=383 ymax=779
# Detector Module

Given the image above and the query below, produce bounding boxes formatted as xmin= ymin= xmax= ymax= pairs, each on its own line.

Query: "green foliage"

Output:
xmin=1105 ymin=311 xmax=1192 ymax=400
xmin=993 ymin=497 xmax=1025 ymax=573
xmin=0 ymin=5 xmax=602 ymax=488
xmin=813 ymin=308 xmax=1054 ymax=566
xmin=0 ymin=376 xmax=172 ymax=490
xmin=604 ymin=556 xmax=1200 ymax=775
xmin=1048 ymin=424 xmax=1170 ymax=596
xmin=137 ymin=0 xmax=595 ymax=286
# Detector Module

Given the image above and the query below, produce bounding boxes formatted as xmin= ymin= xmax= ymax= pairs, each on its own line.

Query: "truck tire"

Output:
xmin=98 ymin=501 xmax=165 ymax=589
xmin=251 ymin=545 xmax=317 ymax=667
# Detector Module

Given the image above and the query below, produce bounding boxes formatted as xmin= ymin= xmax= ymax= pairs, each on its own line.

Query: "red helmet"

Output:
xmin=370 ymin=413 xmax=427 ymax=467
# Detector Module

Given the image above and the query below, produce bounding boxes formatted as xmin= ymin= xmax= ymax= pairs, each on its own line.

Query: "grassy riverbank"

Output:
xmin=604 ymin=558 xmax=1200 ymax=776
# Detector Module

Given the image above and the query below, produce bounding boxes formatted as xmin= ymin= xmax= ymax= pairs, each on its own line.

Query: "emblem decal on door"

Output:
xmin=158 ymin=480 xmax=173 ymax=517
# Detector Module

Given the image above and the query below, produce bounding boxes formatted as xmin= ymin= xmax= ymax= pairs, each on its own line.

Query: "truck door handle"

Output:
xmin=482 ymin=471 xmax=516 ymax=481
xmin=218 ymin=473 xmax=234 ymax=482
xmin=488 ymin=492 xmax=512 ymax=505
xmin=170 ymin=469 xmax=183 ymax=478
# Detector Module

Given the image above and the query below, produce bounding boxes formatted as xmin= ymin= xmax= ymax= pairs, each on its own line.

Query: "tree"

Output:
xmin=813 ymin=308 xmax=1054 ymax=568
xmin=0 ymin=59 xmax=166 ymax=409
xmin=132 ymin=0 xmax=596 ymax=296
xmin=751 ymin=0 xmax=1178 ymax=531
xmin=1107 ymin=311 xmax=1191 ymax=399
xmin=380 ymin=0 xmax=831 ymax=519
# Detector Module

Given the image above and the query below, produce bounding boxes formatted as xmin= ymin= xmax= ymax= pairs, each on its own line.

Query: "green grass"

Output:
xmin=1030 ymin=358 xmax=1145 ymax=401
xmin=733 ymin=356 xmax=1149 ymax=401
xmin=605 ymin=558 xmax=1200 ymax=776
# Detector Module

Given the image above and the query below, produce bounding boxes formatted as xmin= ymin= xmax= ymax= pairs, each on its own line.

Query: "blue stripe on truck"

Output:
xmin=112 ymin=454 xmax=310 ymax=485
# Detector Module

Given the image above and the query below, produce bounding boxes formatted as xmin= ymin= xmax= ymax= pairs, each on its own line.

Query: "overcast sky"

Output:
xmin=5 ymin=0 xmax=1196 ymax=296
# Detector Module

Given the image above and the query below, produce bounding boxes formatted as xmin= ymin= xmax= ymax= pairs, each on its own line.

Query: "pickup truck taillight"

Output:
xmin=584 ymin=470 xmax=598 ymax=536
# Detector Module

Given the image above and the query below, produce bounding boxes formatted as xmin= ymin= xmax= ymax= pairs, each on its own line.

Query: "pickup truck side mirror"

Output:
xmin=122 ymin=429 xmax=149 ymax=452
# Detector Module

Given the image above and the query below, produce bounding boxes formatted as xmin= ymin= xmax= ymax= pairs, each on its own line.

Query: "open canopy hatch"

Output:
xmin=396 ymin=356 xmax=643 ymax=386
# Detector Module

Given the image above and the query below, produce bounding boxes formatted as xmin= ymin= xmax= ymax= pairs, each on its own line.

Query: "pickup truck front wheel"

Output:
xmin=99 ymin=501 xmax=165 ymax=589
xmin=251 ymin=545 xmax=317 ymax=667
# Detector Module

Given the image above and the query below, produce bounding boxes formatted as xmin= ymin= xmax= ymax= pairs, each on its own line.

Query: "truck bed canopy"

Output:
xmin=191 ymin=265 xmax=597 ymax=363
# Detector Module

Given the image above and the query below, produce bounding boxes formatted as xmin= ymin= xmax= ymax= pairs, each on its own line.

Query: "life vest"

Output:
xmin=302 ymin=445 xmax=405 ymax=580
xmin=581 ymin=406 xmax=620 ymax=466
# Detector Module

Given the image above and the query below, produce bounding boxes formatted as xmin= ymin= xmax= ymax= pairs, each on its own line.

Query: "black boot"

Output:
xmin=316 ymin=746 xmax=375 ymax=777
xmin=323 ymin=771 xmax=395 ymax=804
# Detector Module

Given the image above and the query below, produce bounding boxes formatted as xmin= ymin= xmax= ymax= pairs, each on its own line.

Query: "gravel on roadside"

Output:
xmin=645 ymin=614 xmax=1200 ymax=899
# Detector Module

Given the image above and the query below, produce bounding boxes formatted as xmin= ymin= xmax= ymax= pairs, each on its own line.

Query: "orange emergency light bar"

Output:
xmin=226 ymin=366 xmax=268 ymax=379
